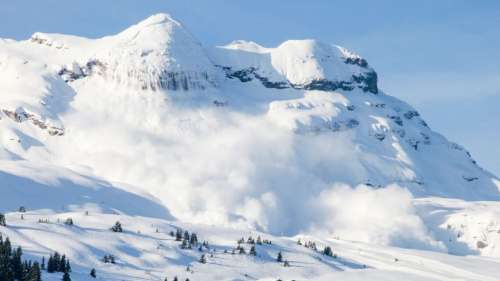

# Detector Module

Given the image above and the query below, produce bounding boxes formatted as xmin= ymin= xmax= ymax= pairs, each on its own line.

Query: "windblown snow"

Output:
xmin=1 ymin=13 xmax=499 ymax=280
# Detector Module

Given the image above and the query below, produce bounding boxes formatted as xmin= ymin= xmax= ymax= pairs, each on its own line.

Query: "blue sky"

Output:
xmin=1 ymin=0 xmax=499 ymax=175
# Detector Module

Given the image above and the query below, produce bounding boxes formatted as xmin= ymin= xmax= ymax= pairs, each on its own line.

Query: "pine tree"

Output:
xmin=64 ymin=218 xmax=74 ymax=226
xmin=173 ymin=277 xmax=178 ymax=281
xmin=256 ymin=236 xmax=262 ymax=245
xmin=238 ymin=246 xmax=246 ymax=254
xmin=111 ymin=221 xmax=123 ymax=232
xmin=90 ymin=268 xmax=96 ymax=278
xmin=65 ymin=259 xmax=71 ymax=273
xmin=41 ymin=257 xmax=45 ymax=271
xmin=62 ymin=271 xmax=71 ymax=281
xmin=53 ymin=252 xmax=61 ymax=271
xmin=175 ymin=229 xmax=183 ymax=241
xmin=249 ymin=246 xmax=257 ymax=256
xmin=31 ymin=261 xmax=42 ymax=281
xmin=323 ymin=246 xmax=333 ymax=257
xmin=276 ymin=251 xmax=283 ymax=262
xmin=47 ymin=255 xmax=54 ymax=273
xmin=199 ymin=254 xmax=206 ymax=264
xmin=59 ymin=255 xmax=66 ymax=272
xmin=181 ymin=239 xmax=188 ymax=249
xmin=189 ymin=233 xmax=198 ymax=246
xmin=0 ymin=213 xmax=6 ymax=226
xmin=12 ymin=247 xmax=23 ymax=280
xmin=283 ymin=260 xmax=290 ymax=267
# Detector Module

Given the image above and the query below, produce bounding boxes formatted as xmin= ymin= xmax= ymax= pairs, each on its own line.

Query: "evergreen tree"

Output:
xmin=41 ymin=257 xmax=45 ymax=271
xmin=27 ymin=262 xmax=42 ymax=281
xmin=90 ymin=268 xmax=96 ymax=278
xmin=175 ymin=229 xmax=183 ymax=241
xmin=199 ymin=254 xmax=206 ymax=264
xmin=53 ymin=252 xmax=61 ymax=271
xmin=249 ymin=246 xmax=257 ymax=256
xmin=189 ymin=233 xmax=198 ymax=246
xmin=238 ymin=246 xmax=246 ymax=254
xmin=181 ymin=239 xmax=188 ymax=249
xmin=65 ymin=259 xmax=71 ymax=273
xmin=12 ymin=247 xmax=23 ymax=280
xmin=111 ymin=221 xmax=123 ymax=232
xmin=0 ymin=213 xmax=6 ymax=226
xmin=0 ymin=236 xmax=43 ymax=281
xmin=256 ymin=236 xmax=262 ymax=245
xmin=283 ymin=260 xmax=290 ymax=267
xmin=276 ymin=251 xmax=283 ymax=263
xmin=323 ymin=246 xmax=333 ymax=257
xmin=173 ymin=277 xmax=178 ymax=281
xmin=47 ymin=255 xmax=55 ymax=273
xmin=64 ymin=218 xmax=74 ymax=226
xmin=59 ymin=255 xmax=66 ymax=272
xmin=183 ymin=231 xmax=190 ymax=242
xmin=62 ymin=271 xmax=71 ymax=281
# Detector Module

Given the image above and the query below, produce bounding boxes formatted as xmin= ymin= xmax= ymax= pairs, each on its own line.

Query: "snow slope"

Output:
xmin=1 ymin=13 xmax=500 ymax=280
xmin=2 ymin=208 xmax=500 ymax=281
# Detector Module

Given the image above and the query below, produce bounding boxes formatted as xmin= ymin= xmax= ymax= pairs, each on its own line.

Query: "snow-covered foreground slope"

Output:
xmin=2 ymin=204 xmax=500 ymax=281
xmin=1 ymin=12 xmax=500 ymax=280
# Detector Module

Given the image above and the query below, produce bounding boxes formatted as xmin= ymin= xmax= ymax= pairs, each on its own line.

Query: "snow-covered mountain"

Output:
xmin=1 ymin=13 xmax=499 ymax=280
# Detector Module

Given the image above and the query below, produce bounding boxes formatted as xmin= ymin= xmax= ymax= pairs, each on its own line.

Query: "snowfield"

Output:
xmin=2 ymin=206 xmax=500 ymax=281
xmin=1 ymin=13 xmax=500 ymax=280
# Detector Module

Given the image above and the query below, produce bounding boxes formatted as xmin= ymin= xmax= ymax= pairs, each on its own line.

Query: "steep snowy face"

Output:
xmin=96 ymin=13 xmax=216 ymax=91
xmin=211 ymin=39 xmax=378 ymax=93
xmin=29 ymin=13 xmax=217 ymax=91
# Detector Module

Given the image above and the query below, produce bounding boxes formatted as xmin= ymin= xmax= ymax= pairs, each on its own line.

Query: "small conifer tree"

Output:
xmin=0 ymin=213 xmax=6 ymax=226
xmin=249 ymin=245 xmax=257 ymax=256
xmin=276 ymin=251 xmax=283 ymax=262
xmin=62 ymin=271 xmax=71 ymax=281
xmin=111 ymin=221 xmax=123 ymax=232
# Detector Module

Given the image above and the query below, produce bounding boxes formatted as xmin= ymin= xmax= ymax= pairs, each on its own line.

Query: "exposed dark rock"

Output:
xmin=403 ymin=110 xmax=420 ymax=120
xmin=388 ymin=115 xmax=403 ymax=126
xmin=393 ymin=128 xmax=406 ymax=138
xmin=344 ymin=118 xmax=360 ymax=129
xmin=1 ymin=109 xmax=64 ymax=136
xmin=344 ymin=57 xmax=368 ymax=68
xmin=213 ymin=100 xmax=228 ymax=107
xmin=218 ymin=65 xmax=378 ymax=93
xmin=463 ymin=176 xmax=479 ymax=182
xmin=407 ymin=138 xmax=419 ymax=150
xmin=295 ymin=79 xmax=354 ymax=92
xmin=352 ymin=71 xmax=378 ymax=94
xmin=58 ymin=60 xmax=106 ymax=82
xmin=373 ymin=132 xmax=386 ymax=141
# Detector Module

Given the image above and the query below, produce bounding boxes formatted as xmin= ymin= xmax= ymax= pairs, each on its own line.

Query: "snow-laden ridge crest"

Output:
xmin=212 ymin=39 xmax=378 ymax=93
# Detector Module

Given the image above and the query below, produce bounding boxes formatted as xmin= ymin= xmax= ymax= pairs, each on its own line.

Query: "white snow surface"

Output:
xmin=1 ymin=13 xmax=500 ymax=280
